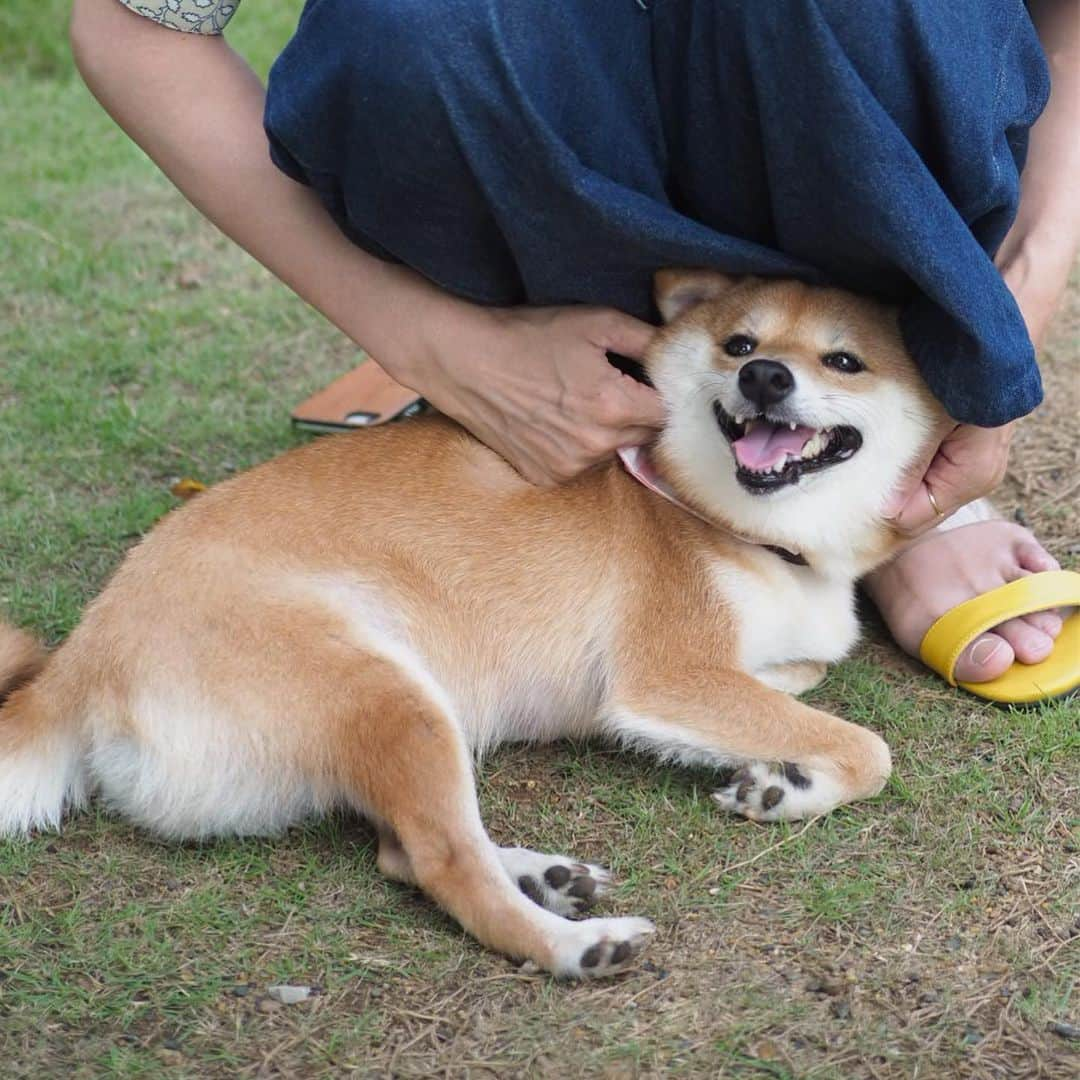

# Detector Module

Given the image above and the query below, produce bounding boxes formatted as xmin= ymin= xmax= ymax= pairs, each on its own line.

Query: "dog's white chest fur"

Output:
xmin=710 ymin=552 xmax=859 ymax=675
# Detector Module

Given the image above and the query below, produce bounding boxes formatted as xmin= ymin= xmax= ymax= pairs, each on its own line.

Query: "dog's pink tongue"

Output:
xmin=733 ymin=423 xmax=815 ymax=470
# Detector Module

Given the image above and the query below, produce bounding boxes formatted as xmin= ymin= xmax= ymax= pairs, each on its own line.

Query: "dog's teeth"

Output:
xmin=788 ymin=421 xmax=797 ymax=431
xmin=800 ymin=431 xmax=826 ymax=459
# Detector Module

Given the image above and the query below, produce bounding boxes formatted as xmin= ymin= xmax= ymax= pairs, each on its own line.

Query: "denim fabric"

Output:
xmin=265 ymin=0 xmax=1050 ymax=426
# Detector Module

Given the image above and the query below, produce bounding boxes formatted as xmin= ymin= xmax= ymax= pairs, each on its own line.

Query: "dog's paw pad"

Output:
xmin=760 ymin=785 xmax=785 ymax=811
xmin=712 ymin=761 xmax=817 ymax=821
xmin=780 ymin=761 xmax=812 ymax=788
xmin=569 ymin=917 xmax=654 ymax=978
xmin=538 ymin=861 xmax=610 ymax=914
xmin=517 ymin=874 xmax=546 ymax=907
xmin=502 ymin=848 xmax=611 ymax=916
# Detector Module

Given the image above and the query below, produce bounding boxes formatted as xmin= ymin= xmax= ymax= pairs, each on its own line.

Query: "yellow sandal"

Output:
xmin=919 ymin=570 xmax=1080 ymax=704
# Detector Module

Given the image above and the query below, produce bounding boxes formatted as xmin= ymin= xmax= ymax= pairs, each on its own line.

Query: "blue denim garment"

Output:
xmin=265 ymin=0 xmax=1050 ymax=426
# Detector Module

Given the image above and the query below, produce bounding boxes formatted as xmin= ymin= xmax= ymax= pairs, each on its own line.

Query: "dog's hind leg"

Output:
xmin=336 ymin=659 xmax=652 ymax=977
xmin=754 ymin=660 xmax=828 ymax=695
xmin=606 ymin=665 xmax=891 ymax=823
xmin=374 ymin=825 xmax=416 ymax=884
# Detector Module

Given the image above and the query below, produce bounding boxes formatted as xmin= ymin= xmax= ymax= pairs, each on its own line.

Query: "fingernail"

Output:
xmin=969 ymin=636 xmax=1005 ymax=669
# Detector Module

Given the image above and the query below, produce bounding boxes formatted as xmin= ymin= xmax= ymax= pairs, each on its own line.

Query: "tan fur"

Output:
xmin=0 ymin=276 xmax=946 ymax=977
xmin=0 ymin=625 xmax=47 ymax=703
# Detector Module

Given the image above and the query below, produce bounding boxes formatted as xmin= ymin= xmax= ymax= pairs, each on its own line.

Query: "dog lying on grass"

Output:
xmin=0 ymin=272 xmax=944 ymax=977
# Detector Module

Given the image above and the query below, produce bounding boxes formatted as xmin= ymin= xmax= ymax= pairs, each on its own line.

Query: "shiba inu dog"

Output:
xmin=0 ymin=273 xmax=946 ymax=977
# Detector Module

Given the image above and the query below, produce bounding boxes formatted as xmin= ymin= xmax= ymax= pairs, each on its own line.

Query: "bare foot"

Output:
xmin=864 ymin=520 xmax=1063 ymax=683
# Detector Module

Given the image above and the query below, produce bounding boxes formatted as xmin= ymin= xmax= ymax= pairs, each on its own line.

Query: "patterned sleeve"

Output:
xmin=116 ymin=0 xmax=241 ymax=35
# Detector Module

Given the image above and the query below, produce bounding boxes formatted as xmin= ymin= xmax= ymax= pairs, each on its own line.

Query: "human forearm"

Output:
xmin=996 ymin=0 xmax=1080 ymax=348
xmin=69 ymin=0 xmax=664 ymax=483
xmin=69 ymin=0 xmax=466 ymax=378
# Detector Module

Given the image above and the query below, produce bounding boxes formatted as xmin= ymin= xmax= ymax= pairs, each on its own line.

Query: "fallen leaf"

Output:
xmin=171 ymin=478 xmax=207 ymax=500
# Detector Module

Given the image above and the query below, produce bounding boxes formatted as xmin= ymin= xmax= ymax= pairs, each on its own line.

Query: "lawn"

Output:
xmin=1 ymin=4 xmax=1077 ymax=1078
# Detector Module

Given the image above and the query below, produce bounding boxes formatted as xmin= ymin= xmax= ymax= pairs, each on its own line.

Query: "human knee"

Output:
xmin=745 ymin=0 xmax=1006 ymax=80
xmin=271 ymin=0 xmax=507 ymax=154
xmin=294 ymin=0 xmax=497 ymax=88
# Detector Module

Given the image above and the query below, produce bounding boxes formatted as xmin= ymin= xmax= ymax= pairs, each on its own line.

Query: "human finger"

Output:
xmin=887 ymin=425 xmax=1011 ymax=535
xmin=616 ymin=425 xmax=664 ymax=448
xmin=590 ymin=310 xmax=658 ymax=361
xmin=885 ymin=478 xmax=954 ymax=537
xmin=601 ymin=374 xmax=666 ymax=429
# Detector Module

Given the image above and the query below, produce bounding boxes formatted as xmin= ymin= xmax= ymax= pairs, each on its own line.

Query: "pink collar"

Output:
xmin=617 ymin=445 xmax=808 ymax=567
xmin=617 ymin=445 xmax=713 ymax=525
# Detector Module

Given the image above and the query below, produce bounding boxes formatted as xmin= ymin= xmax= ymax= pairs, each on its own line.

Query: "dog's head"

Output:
xmin=647 ymin=271 xmax=948 ymax=570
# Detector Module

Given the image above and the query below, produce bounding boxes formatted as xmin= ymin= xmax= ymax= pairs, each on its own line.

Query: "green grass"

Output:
xmin=2 ymin=4 xmax=1079 ymax=1078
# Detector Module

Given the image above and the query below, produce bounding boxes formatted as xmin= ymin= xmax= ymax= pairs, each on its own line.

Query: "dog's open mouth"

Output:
xmin=713 ymin=402 xmax=863 ymax=492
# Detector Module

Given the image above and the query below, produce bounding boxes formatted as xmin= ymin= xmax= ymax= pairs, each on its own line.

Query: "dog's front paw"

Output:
xmin=551 ymin=916 xmax=655 ymax=979
xmin=712 ymin=760 xmax=841 ymax=821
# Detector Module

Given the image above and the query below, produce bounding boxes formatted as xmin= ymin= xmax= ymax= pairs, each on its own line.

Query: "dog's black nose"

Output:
xmin=738 ymin=359 xmax=795 ymax=409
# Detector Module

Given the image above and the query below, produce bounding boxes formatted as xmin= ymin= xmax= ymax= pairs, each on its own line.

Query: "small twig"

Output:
xmin=386 ymin=1022 xmax=437 ymax=1072
xmin=716 ymin=813 xmax=826 ymax=877
xmin=2 ymin=216 xmax=79 ymax=254
xmin=1034 ymin=475 xmax=1080 ymax=513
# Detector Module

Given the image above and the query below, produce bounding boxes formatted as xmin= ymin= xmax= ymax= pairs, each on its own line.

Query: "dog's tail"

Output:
xmin=0 ymin=622 xmax=87 ymax=835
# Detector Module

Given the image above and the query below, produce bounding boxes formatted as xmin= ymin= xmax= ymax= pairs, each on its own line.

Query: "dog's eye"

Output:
xmin=723 ymin=334 xmax=757 ymax=357
xmin=822 ymin=351 xmax=865 ymax=374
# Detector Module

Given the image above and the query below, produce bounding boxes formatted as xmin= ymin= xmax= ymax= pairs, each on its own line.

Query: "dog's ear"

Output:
xmin=654 ymin=269 xmax=738 ymax=323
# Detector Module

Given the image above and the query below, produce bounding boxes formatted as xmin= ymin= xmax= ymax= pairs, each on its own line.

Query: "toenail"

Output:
xmin=969 ymin=637 xmax=1005 ymax=668
xmin=1032 ymin=613 xmax=1063 ymax=636
xmin=1028 ymin=634 xmax=1053 ymax=658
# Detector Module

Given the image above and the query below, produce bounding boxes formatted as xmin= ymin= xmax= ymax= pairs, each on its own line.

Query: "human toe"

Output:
xmin=953 ymin=633 xmax=1015 ymax=683
xmin=1020 ymin=610 xmax=1064 ymax=640
xmin=1015 ymin=539 xmax=1060 ymax=574
xmin=990 ymin=616 xmax=1056 ymax=666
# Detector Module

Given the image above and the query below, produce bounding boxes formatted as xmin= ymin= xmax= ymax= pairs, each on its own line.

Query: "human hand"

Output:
xmin=995 ymin=233 xmax=1074 ymax=357
xmin=882 ymin=421 xmax=1015 ymax=536
xmin=883 ymin=221 xmax=1066 ymax=537
xmin=383 ymin=300 xmax=665 ymax=485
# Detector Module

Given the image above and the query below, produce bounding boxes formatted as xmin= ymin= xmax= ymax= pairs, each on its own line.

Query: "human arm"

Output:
xmin=69 ymin=0 xmax=664 ymax=484
xmin=884 ymin=0 xmax=1080 ymax=531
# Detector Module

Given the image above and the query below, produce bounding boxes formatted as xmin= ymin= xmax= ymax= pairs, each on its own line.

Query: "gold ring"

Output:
xmin=927 ymin=488 xmax=945 ymax=518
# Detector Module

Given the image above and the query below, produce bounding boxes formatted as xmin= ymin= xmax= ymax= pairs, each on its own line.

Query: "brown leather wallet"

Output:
xmin=291 ymin=361 xmax=426 ymax=433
